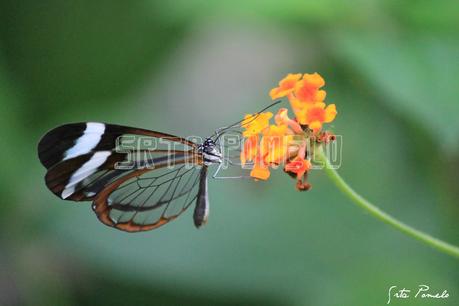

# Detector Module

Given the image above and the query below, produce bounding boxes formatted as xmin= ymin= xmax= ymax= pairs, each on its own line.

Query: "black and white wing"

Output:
xmin=38 ymin=122 xmax=206 ymax=232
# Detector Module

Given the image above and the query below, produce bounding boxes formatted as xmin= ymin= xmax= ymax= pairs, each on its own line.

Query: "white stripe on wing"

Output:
xmin=61 ymin=151 xmax=111 ymax=199
xmin=64 ymin=122 xmax=105 ymax=161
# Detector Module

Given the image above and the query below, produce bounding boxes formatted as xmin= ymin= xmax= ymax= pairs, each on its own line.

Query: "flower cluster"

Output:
xmin=270 ymin=73 xmax=336 ymax=133
xmin=240 ymin=73 xmax=337 ymax=190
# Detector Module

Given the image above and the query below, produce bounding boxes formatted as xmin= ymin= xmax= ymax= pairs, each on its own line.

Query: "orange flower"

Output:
xmin=296 ymin=103 xmax=337 ymax=133
xmin=250 ymin=157 xmax=271 ymax=180
xmin=240 ymin=135 xmax=259 ymax=166
xmin=269 ymin=73 xmax=302 ymax=100
xmin=274 ymin=108 xmax=303 ymax=134
xmin=274 ymin=108 xmax=290 ymax=126
xmin=261 ymin=124 xmax=291 ymax=164
xmin=293 ymin=73 xmax=326 ymax=104
xmin=288 ymin=95 xmax=307 ymax=122
xmin=241 ymin=112 xmax=273 ymax=137
xmin=284 ymin=156 xmax=311 ymax=180
xmin=242 ymin=71 xmax=337 ymax=187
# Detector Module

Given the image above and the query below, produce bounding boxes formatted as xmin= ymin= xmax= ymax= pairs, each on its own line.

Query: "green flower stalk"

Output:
xmin=315 ymin=147 xmax=459 ymax=259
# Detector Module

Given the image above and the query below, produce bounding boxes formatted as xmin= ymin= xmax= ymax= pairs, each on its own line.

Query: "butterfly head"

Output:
xmin=199 ymin=138 xmax=222 ymax=165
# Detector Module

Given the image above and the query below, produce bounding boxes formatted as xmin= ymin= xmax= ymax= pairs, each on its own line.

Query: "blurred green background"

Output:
xmin=0 ymin=1 xmax=458 ymax=305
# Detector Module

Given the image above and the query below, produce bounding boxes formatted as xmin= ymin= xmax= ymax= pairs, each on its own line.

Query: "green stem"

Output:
xmin=315 ymin=149 xmax=459 ymax=259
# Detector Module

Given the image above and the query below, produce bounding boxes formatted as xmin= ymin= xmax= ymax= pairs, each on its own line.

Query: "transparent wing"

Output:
xmin=93 ymin=161 xmax=203 ymax=232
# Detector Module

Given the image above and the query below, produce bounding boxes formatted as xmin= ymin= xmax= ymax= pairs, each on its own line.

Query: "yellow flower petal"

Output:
xmin=309 ymin=120 xmax=322 ymax=133
xmin=324 ymin=104 xmax=337 ymax=123
xmin=302 ymin=72 xmax=325 ymax=88
xmin=262 ymin=123 xmax=288 ymax=136
xmin=241 ymin=112 xmax=273 ymax=137
xmin=260 ymin=124 xmax=293 ymax=164
xmin=240 ymin=135 xmax=259 ymax=166
xmin=250 ymin=164 xmax=271 ymax=180
xmin=269 ymin=73 xmax=302 ymax=100
xmin=315 ymin=89 xmax=327 ymax=102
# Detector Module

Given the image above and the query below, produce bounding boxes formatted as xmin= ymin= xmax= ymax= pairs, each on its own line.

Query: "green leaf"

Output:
xmin=330 ymin=31 xmax=459 ymax=152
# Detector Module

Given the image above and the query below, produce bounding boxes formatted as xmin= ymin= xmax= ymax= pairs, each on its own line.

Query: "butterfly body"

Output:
xmin=198 ymin=138 xmax=223 ymax=165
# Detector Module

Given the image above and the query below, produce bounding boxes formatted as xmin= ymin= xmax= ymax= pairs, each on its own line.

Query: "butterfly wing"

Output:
xmin=38 ymin=122 xmax=205 ymax=232
xmin=38 ymin=122 xmax=196 ymax=169
xmin=94 ymin=163 xmax=206 ymax=232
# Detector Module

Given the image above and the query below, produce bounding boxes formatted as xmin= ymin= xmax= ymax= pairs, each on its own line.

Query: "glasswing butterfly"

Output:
xmin=37 ymin=102 xmax=280 ymax=232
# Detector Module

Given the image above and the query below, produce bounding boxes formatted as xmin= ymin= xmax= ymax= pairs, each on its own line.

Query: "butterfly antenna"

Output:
xmin=213 ymin=100 xmax=283 ymax=140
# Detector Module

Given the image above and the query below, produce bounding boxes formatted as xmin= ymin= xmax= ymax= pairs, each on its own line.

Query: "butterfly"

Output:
xmin=37 ymin=102 xmax=280 ymax=232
